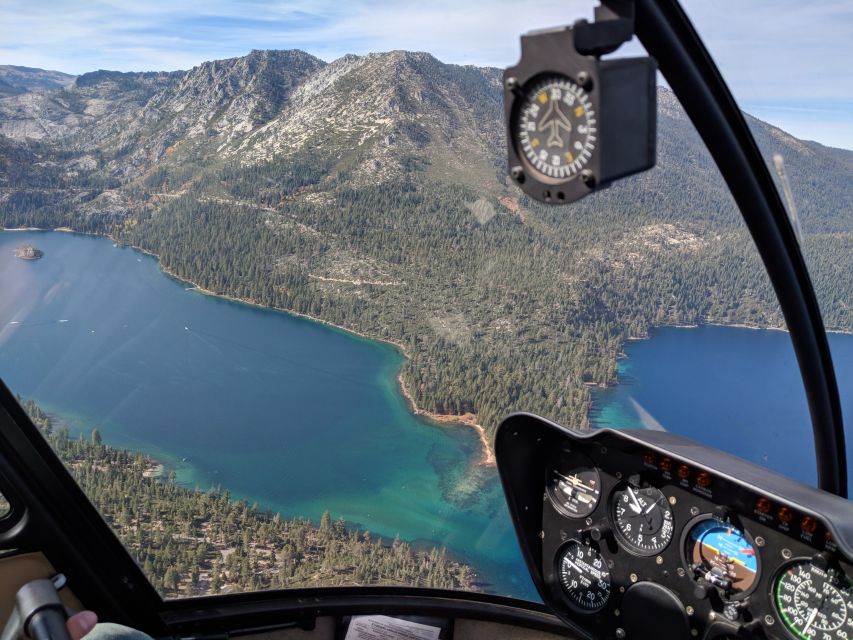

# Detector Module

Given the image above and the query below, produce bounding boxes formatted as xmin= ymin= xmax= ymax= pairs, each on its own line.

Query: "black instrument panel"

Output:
xmin=496 ymin=413 xmax=853 ymax=640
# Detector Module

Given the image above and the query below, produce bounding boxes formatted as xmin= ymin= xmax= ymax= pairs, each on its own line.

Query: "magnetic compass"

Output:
xmin=514 ymin=75 xmax=597 ymax=183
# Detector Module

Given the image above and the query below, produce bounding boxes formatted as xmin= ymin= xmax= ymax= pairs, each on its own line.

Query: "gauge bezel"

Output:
xmin=552 ymin=539 xmax=611 ymax=615
xmin=544 ymin=448 xmax=602 ymax=519
xmin=608 ymin=482 xmax=675 ymax=557
xmin=772 ymin=557 xmax=852 ymax=640
xmin=679 ymin=514 xmax=762 ymax=601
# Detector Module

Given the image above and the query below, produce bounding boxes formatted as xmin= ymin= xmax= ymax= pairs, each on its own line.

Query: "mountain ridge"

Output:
xmin=1 ymin=49 xmax=851 ymax=436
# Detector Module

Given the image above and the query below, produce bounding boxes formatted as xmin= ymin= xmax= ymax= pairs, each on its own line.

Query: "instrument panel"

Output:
xmin=496 ymin=413 xmax=853 ymax=640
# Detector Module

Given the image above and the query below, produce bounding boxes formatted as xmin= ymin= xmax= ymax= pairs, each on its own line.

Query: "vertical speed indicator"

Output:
xmin=515 ymin=75 xmax=597 ymax=182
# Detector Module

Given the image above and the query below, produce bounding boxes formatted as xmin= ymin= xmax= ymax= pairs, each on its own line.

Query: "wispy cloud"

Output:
xmin=0 ymin=0 xmax=851 ymax=148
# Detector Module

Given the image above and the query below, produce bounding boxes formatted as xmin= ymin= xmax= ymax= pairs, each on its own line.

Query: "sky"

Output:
xmin=1 ymin=0 xmax=852 ymax=150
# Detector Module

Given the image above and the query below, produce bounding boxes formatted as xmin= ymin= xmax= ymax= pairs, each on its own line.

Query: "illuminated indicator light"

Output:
xmin=696 ymin=472 xmax=711 ymax=488
xmin=537 ymin=92 xmax=548 ymax=104
xmin=800 ymin=516 xmax=817 ymax=533
xmin=778 ymin=507 xmax=793 ymax=524
xmin=755 ymin=498 xmax=772 ymax=514
xmin=531 ymin=138 xmax=540 ymax=148
xmin=574 ymin=105 xmax=584 ymax=117
xmin=564 ymin=151 xmax=574 ymax=162
xmin=643 ymin=451 xmax=655 ymax=466
xmin=659 ymin=457 xmax=673 ymax=473
xmin=677 ymin=465 xmax=690 ymax=480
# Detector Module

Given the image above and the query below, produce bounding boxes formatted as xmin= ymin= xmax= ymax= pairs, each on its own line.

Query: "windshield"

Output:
xmin=0 ymin=0 xmax=850 ymax=603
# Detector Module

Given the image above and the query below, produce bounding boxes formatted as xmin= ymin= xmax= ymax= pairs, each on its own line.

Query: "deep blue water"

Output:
xmin=592 ymin=325 xmax=853 ymax=494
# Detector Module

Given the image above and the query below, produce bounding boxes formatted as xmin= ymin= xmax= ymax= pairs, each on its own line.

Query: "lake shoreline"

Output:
xmin=3 ymin=227 xmax=497 ymax=467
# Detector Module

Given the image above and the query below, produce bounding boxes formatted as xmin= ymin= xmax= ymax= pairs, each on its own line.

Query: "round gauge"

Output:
xmin=775 ymin=559 xmax=853 ymax=639
xmin=556 ymin=540 xmax=611 ymax=613
xmin=685 ymin=518 xmax=759 ymax=596
xmin=610 ymin=483 xmax=674 ymax=555
xmin=514 ymin=75 xmax=597 ymax=183
xmin=546 ymin=451 xmax=601 ymax=518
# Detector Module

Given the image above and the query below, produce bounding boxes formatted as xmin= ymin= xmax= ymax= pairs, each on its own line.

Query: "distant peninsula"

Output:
xmin=14 ymin=244 xmax=43 ymax=260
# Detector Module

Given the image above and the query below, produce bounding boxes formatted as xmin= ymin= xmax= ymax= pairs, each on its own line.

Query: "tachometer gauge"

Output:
xmin=775 ymin=559 xmax=853 ymax=639
xmin=610 ymin=483 xmax=674 ymax=555
xmin=556 ymin=540 xmax=611 ymax=613
xmin=514 ymin=75 xmax=597 ymax=183
xmin=546 ymin=450 xmax=601 ymax=518
xmin=685 ymin=518 xmax=759 ymax=596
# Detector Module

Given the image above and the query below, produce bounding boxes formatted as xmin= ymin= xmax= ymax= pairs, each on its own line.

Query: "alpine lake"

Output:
xmin=2 ymin=230 xmax=852 ymax=601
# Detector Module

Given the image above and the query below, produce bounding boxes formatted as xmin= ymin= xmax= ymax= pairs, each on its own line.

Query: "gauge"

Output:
xmin=514 ymin=75 xmax=597 ymax=183
xmin=685 ymin=518 xmax=759 ymax=595
xmin=556 ymin=540 xmax=611 ymax=613
xmin=546 ymin=450 xmax=601 ymax=518
xmin=775 ymin=559 xmax=853 ymax=639
xmin=610 ymin=483 xmax=674 ymax=555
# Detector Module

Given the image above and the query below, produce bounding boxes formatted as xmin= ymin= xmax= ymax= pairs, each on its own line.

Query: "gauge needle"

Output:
xmin=563 ymin=557 xmax=584 ymax=574
xmin=803 ymin=607 xmax=819 ymax=635
xmin=627 ymin=487 xmax=642 ymax=514
xmin=644 ymin=502 xmax=656 ymax=515
xmin=555 ymin=472 xmax=595 ymax=492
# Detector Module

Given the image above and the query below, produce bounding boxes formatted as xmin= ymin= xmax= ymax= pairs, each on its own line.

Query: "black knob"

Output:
xmin=590 ymin=520 xmax=612 ymax=542
xmin=693 ymin=582 xmax=711 ymax=600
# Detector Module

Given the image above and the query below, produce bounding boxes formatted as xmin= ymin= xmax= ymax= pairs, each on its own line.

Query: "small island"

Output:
xmin=14 ymin=244 xmax=44 ymax=260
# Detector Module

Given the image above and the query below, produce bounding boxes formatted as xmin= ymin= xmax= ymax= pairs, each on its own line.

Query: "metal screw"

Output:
xmin=630 ymin=573 xmax=638 ymax=583
xmin=782 ymin=548 xmax=792 ymax=560
xmin=709 ymin=612 xmax=716 ymax=621
xmin=505 ymin=76 xmax=520 ymax=92
xmin=601 ymin=446 xmax=608 ymax=454
xmin=655 ymin=556 xmax=664 ymax=565
xmin=615 ymin=628 xmax=625 ymax=639
xmin=581 ymin=169 xmax=596 ymax=186
xmin=585 ymin=517 xmax=593 ymax=526
xmin=619 ymin=586 xmax=625 ymax=593
xmin=669 ymin=496 xmax=678 ymax=506
xmin=755 ymin=536 xmax=765 ymax=547
xmin=686 ymin=606 xmax=694 ymax=616
xmin=690 ymin=506 xmax=700 ymax=516
xmin=576 ymin=71 xmax=592 ymax=90
xmin=764 ymin=615 xmax=775 ymax=626
xmin=614 ymin=609 xmax=620 ymax=617
xmin=690 ymin=630 xmax=698 ymax=637
xmin=676 ymin=568 xmax=686 ymax=578
xmin=615 ymin=471 xmax=623 ymax=479
xmin=510 ymin=166 xmax=525 ymax=183
xmin=607 ymin=559 xmax=615 ymax=569
xmin=539 ymin=530 xmax=545 ymax=539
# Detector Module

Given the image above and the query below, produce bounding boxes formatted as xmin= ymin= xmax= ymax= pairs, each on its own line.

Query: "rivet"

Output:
xmin=655 ymin=556 xmax=664 ymax=565
xmin=764 ymin=615 xmax=775 ymax=626
xmin=630 ymin=573 xmax=638 ymax=583
xmin=782 ymin=548 xmax=792 ymax=560
xmin=755 ymin=536 xmax=765 ymax=547
xmin=669 ymin=496 xmax=677 ymax=506
xmin=686 ymin=606 xmax=694 ymax=616
xmin=690 ymin=506 xmax=700 ymax=516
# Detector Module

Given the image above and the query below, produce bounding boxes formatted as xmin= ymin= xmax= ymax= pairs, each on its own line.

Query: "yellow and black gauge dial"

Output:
xmin=610 ymin=483 xmax=674 ymax=555
xmin=775 ymin=559 xmax=853 ymax=640
xmin=556 ymin=540 xmax=611 ymax=613
xmin=514 ymin=75 xmax=597 ymax=182
xmin=546 ymin=450 xmax=601 ymax=518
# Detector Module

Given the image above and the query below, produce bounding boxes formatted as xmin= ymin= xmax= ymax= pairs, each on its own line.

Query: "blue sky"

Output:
xmin=1 ymin=0 xmax=852 ymax=150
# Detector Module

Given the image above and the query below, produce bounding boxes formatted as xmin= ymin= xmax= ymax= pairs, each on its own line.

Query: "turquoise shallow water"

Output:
xmin=0 ymin=230 xmax=536 ymax=600
xmin=592 ymin=325 xmax=853 ymax=494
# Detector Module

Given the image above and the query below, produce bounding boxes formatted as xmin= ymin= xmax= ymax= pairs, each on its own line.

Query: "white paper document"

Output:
xmin=344 ymin=615 xmax=442 ymax=640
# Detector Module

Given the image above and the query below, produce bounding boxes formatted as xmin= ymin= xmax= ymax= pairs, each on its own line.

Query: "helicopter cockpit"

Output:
xmin=0 ymin=1 xmax=850 ymax=640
